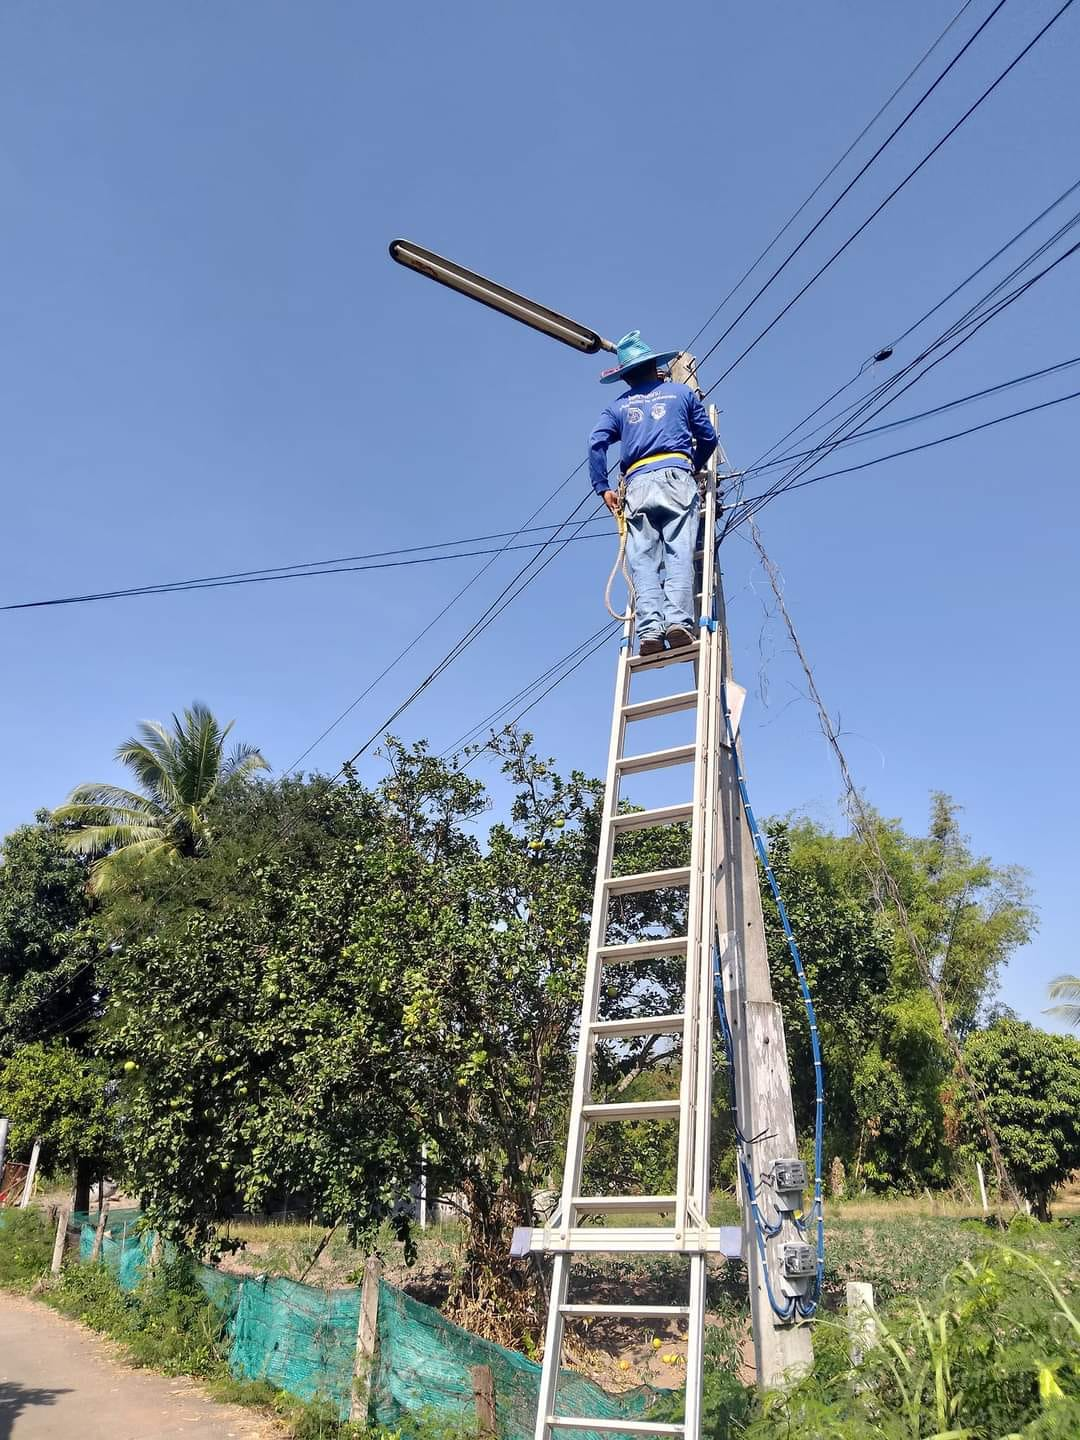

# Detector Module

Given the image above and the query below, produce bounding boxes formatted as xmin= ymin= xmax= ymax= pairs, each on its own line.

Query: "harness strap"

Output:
xmin=623 ymin=450 xmax=691 ymax=479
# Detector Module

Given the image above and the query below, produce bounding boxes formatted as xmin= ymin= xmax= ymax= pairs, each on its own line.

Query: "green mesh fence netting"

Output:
xmin=229 ymin=1273 xmax=361 ymax=1415
xmin=78 ymin=1211 xmax=150 ymax=1290
xmin=373 ymin=1280 xmax=666 ymax=1440
xmin=71 ymin=1225 xmax=669 ymax=1433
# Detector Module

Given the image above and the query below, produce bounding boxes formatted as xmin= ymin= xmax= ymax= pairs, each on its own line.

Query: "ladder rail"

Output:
xmin=534 ymin=598 xmax=635 ymax=1440
xmin=533 ymin=394 xmax=805 ymax=1440
xmin=682 ymin=414 xmax=722 ymax=1440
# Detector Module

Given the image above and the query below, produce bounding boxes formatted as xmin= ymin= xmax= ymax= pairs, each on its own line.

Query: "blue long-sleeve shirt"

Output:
xmin=588 ymin=380 xmax=717 ymax=495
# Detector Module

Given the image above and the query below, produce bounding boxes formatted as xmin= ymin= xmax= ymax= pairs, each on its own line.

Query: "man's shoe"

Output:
xmin=666 ymin=624 xmax=694 ymax=650
xmin=639 ymin=635 xmax=665 ymax=657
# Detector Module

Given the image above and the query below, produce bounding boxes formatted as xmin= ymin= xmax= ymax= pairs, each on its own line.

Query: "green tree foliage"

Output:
xmin=53 ymin=702 xmax=268 ymax=893
xmin=761 ymin=797 xmax=1035 ymax=1193
xmin=0 ymin=814 xmax=94 ymax=1056
xmin=92 ymin=734 xmax=688 ymax=1329
xmin=1047 ymin=974 xmax=1080 ymax=1029
xmin=960 ymin=1019 xmax=1080 ymax=1219
xmin=0 ymin=1040 xmax=118 ymax=1175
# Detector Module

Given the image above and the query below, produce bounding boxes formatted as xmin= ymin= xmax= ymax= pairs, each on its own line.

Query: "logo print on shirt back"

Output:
xmin=651 ymin=403 xmax=667 ymax=420
xmin=627 ymin=406 xmax=644 ymax=424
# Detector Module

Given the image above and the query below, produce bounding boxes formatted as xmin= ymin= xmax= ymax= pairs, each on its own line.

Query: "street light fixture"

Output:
xmin=388 ymin=239 xmax=616 ymax=355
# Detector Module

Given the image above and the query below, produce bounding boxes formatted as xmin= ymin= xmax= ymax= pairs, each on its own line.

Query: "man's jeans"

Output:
xmin=624 ymin=467 xmax=700 ymax=640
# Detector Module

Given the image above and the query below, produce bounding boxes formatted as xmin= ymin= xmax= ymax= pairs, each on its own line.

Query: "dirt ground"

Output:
xmin=0 ymin=1292 xmax=276 ymax=1440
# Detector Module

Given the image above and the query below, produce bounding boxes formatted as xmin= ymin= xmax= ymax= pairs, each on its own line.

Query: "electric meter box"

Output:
xmin=772 ymin=1157 xmax=807 ymax=1211
xmin=779 ymin=1241 xmax=815 ymax=1297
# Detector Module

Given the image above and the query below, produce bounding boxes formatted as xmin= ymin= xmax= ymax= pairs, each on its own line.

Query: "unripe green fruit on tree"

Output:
xmin=123 ymin=1060 xmax=138 ymax=1073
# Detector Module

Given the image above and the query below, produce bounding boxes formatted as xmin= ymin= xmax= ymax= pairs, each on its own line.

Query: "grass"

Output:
xmin=7 ymin=1190 xmax=1080 ymax=1439
xmin=224 ymin=1217 xmax=466 ymax=1292
xmin=0 ymin=1207 xmax=54 ymax=1289
xmin=0 ymin=1216 xmax=386 ymax=1440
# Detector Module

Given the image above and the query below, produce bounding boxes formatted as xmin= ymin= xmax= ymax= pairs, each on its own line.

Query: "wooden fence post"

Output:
xmin=19 ymin=1139 xmax=41 ymax=1208
xmin=349 ymin=1256 xmax=383 ymax=1422
xmin=470 ymin=1364 xmax=497 ymax=1438
xmin=51 ymin=1208 xmax=70 ymax=1275
xmin=89 ymin=1202 xmax=111 ymax=1262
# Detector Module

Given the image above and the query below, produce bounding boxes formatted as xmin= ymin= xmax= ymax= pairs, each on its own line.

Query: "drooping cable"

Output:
xmin=746 ymin=521 xmax=1022 ymax=1208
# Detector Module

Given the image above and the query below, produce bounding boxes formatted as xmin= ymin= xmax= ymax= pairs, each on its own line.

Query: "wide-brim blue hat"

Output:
xmin=600 ymin=330 xmax=681 ymax=385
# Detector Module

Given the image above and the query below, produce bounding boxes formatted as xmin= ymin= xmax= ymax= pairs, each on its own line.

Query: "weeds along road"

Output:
xmin=0 ymin=1292 xmax=274 ymax=1440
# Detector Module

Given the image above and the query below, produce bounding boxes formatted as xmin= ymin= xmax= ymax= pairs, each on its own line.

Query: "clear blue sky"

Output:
xmin=2 ymin=2 xmax=1077 ymax=1031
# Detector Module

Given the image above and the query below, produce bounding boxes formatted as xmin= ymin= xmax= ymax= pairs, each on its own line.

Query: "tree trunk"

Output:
xmin=72 ymin=1158 xmax=93 ymax=1215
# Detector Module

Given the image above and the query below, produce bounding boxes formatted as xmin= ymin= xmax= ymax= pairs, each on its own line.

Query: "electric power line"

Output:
xmin=1 ymin=523 xmax=610 ymax=614
xmin=690 ymin=0 xmax=1012 ymax=374
xmin=726 ymin=231 xmax=1080 ymax=529
xmin=699 ymin=0 xmax=1076 ymax=394
xmin=457 ymin=625 xmax=622 ymax=772
xmin=681 ymin=0 xmax=979 ymax=354
xmin=733 ymin=385 xmax=1080 ymax=509
xmin=747 ymin=183 xmax=1080 ymax=476
xmin=440 ymin=621 xmax=620 ymax=759
xmin=743 ymin=354 xmax=1080 ymax=474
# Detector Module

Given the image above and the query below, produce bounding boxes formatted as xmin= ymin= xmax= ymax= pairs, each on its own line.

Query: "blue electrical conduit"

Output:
xmin=712 ymin=951 xmax=794 ymax=1321
xmin=709 ymin=534 xmax=825 ymax=1318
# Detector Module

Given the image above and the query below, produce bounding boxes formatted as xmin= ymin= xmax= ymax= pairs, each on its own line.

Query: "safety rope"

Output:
xmin=603 ymin=480 xmax=635 ymax=621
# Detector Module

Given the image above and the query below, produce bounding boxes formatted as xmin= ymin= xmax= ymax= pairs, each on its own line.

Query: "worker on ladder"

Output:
xmin=589 ymin=331 xmax=718 ymax=656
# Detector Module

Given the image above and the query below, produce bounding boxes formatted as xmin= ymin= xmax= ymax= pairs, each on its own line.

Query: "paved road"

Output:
xmin=0 ymin=1293 xmax=274 ymax=1439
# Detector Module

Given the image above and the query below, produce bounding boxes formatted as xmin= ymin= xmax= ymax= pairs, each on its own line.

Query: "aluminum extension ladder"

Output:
xmin=523 ymin=412 xmax=738 ymax=1440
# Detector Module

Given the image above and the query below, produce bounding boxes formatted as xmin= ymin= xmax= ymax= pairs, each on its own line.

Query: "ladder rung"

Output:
xmin=590 ymin=1013 xmax=684 ymax=1038
xmin=521 ymin=1223 xmax=743 ymax=1256
xmin=597 ymin=936 xmax=688 ymax=965
xmin=548 ymin=1420 xmax=684 ymax=1436
xmin=615 ymin=743 xmax=696 ymax=775
xmin=621 ymin=690 xmax=697 ymax=723
xmin=560 ymin=1303 xmax=689 ymax=1318
xmin=627 ymin=643 xmax=700 ymax=671
xmin=581 ymin=1100 xmax=680 ymax=1123
xmin=610 ymin=803 xmax=693 ymax=834
xmin=571 ymin=1196 xmax=676 ymax=1213
xmin=603 ymin=867 xmax=691 ymax=896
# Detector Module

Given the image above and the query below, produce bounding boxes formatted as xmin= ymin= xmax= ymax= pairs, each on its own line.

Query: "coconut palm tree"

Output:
xmin=1046 ymin=975 xmax=1080 ymax=1029
xmin=53 ymin=702 xmax=268 ymax=891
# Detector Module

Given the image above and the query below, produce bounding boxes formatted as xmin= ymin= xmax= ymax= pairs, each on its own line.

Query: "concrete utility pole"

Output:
xmin=672 ymin=356 xmax=813 ymax=1386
